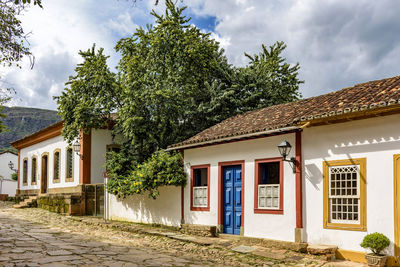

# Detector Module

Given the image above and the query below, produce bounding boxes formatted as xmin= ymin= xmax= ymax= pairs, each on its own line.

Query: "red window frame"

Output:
xmin=254 ymin=157 xmax=284 ymax=214
xmin=190 ymin=164 xmax=210 ymax=211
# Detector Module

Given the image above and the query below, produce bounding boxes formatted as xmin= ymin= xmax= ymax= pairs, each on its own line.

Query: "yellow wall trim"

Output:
xmin=394 ymin=154 xmax=400 ymax=262
xmin=336 ymin=249 xmax=399 ymax=266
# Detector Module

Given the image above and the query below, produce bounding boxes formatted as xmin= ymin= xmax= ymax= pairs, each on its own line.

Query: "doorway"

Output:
xmin=222 ymin=164 xmax=242 ymax=235
xmin=41 ymin=154 xmax=48 ymax=194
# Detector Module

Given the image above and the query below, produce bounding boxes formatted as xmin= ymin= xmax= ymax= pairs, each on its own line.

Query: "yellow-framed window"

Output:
xmin=65 ymin=147 xmax=74 ymax=182
xmin=323 ymin=158 xmax=366 ymax=231
xmin=53 ymin=149 xmax=61 ymax=182
xmin=22 ymin=158 xmax=28 ymax=185
xmin=31 ymin=156 xmax=37 ymax=184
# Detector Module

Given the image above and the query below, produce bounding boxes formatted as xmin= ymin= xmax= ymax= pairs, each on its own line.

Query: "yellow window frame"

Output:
xmin=31 ymin=156 xmax=37 ymax=185
xmin=22 ymin=157 xmax=28 ymax=185
xmin=323 ymin=158 xmax=366 ymax=231
xmin=53 ymin=148 xmax=61 ymax=183
xmin=65 ymin=147 xmax=74 ymax=182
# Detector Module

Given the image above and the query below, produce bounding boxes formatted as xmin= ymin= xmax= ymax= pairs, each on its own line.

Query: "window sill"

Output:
xmin=53 ymin=179 xmax=60 ymax=183
xmin=324 ymin=222 xmax=366 ymax=231
xmin=254 ymin=208 xmax=283 ymax=215
xmin=31 ymin=182 xmax=37 ymax=185
xmin=65 ymin=177 xmax=74 ymax=182
xmin=190 ymin=206 xmax=210 ymax=212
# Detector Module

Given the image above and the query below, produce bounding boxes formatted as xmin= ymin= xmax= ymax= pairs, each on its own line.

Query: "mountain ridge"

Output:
xmin=0 ymin=106 xmax=61 ymax=151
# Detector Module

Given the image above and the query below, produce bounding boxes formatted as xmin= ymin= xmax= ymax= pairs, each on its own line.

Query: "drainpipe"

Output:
xmin=295 ymin=130 xmax=303 ymax=242
xmin=180 ymin=149 xmax=185 ymax=226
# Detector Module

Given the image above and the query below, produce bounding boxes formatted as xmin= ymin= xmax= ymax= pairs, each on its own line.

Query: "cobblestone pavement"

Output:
xmin=0 ymin=202 xmax=362 ymax=266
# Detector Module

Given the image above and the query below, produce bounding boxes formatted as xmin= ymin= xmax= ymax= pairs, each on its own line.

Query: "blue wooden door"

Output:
xmin=223 ymin=165 xmax=242 ymax=235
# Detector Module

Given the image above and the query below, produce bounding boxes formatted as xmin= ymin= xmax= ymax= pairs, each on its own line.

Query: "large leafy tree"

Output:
xmin=115 ymin=2 xmax=231 ymax=162
xmin=57 ymin=0 xmax=302 ymax=198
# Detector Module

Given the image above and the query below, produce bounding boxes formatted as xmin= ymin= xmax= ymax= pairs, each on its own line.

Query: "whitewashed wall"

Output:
xmin=0 ymin=152 xmax=17 ymax=180
xmin=107 ymin=186 xmax=181 ymax=226
xmin=1 ymin=179 xmax=17 ymax=196
xmin=19 ymin=135 xmax=80 ymax=190
xmin=90 ymin=129 xmax=114 ymax=184
xmin=303 ymin=114 xmax=400 ymax=254
xmin=184 ymin=134 xmax=297 ymax=241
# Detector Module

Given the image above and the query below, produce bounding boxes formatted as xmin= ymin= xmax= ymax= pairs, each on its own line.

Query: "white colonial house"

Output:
xmin=11 ymin=121 xmax=118 ymax=214
xmin=107 ymin=75 xmax=400 ymax=265
xmin=0 ymin=150 xmax=18 ymax=197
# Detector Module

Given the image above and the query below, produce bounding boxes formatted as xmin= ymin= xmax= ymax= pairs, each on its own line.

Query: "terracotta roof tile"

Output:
xmin=170 ymin=75 xmax=400 ymax=149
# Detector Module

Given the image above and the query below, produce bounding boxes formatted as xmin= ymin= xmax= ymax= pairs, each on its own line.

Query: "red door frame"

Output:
xmin=218 ymin=160 xmax=245 ymax=233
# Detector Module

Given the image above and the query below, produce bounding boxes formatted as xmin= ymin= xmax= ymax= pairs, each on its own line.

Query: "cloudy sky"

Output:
xmin=1 ymin=0 xmax=400 ymax=110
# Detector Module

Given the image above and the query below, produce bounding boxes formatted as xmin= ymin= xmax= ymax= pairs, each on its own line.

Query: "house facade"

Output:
xmin=107 ymin=75 xmax=400 ymax=265
xmin=0 ymin=150 xmax=18 ymax=197
xmin=11 ymin=121 xmax=116 ymax=214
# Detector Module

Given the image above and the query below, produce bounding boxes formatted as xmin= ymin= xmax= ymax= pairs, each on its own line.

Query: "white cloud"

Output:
xmin=186 ymin=0 xmax=400 ymax=97
xmin=105 ymin=12 xmax=139 ymax=36
xmin=1 ymin=0 xmax=146 ymax=110
xmin=2 ymin=0 xmax=400 ymax=111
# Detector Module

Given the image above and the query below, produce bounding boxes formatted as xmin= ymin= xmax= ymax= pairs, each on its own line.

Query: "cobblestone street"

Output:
xmin=0 ymin=202 xmax=363 ymax=266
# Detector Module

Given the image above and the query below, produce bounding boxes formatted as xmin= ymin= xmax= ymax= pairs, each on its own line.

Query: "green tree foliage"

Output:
xmin=55 ymin=45 xmax=120 ymax=142
xmin=115 ymin=1 xmax=232 ymax=162
xmin=57 ymin=0 xmax=302 ymax=198
xmin=235 ymin=42 xmax=302 ymax=112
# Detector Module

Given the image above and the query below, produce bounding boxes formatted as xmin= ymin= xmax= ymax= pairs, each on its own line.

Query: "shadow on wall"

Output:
xmin=114 ymin=186 xmax=197 ymax=227
xmin=304 ymin=163 xmax=323 ymax=191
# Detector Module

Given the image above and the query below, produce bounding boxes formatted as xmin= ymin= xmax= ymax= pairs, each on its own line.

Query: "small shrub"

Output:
xmin=360 ymin=232 xmax=390 ymax=255
xmin=11 ymin=173 xmax=17 ymax=181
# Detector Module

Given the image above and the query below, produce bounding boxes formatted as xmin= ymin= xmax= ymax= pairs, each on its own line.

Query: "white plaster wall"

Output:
xmin=107 ymin=186 xmax=181 ymax=226
xmin=90 ymin=129 xmax=114 ymax=184
xmin=303 ymin=114 xmax=400 ymax=254
xmin=184 ymin=134 xmax=297 ymax=242
xmin=1 ymin=179 xmax=17 ymax=196
xmin=0 ymin=152 xmax=17 ymax=180
xmin=19 ymin=135 xmax=80 ymax=190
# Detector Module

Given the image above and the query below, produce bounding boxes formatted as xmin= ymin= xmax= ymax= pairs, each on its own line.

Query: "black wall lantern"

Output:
xmin=277 ymin=140 xmax=296 ymax=173
xmin=73 ymin=141 xmax=84 ymax=159
xmin=8 ymin=161 xmax=17 ymax=173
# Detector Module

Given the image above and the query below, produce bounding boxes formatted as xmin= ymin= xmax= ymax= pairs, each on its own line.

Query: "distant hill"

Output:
xmin=0 ymin=106 xmax=61 ymax=151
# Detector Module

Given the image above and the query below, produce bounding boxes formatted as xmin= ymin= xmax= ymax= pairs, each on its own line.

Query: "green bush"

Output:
xmin=11 ymin=173 xmax=18 ymax=181
xmin=360 ymin=232 xmax=390 ymax=255
xmin=107 ymin=150 xmax=187 ymax=199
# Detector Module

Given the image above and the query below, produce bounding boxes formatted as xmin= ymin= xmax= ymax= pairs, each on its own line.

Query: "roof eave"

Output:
xmin=166 ymin=125 xmax=302 ymax=151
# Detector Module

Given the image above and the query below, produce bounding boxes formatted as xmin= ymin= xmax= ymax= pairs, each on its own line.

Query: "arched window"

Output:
xmin=23 ymin=158 xmax=28 ymax=185
xmin=65 ymin=147 xmax=74 ymax=182
xmin=31 ymin=156 xmax=37 ymax=184
xmin=53 ymin=149 xmax=61 ymax=182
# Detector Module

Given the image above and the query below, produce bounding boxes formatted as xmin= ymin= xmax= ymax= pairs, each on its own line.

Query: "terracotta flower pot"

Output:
xmin=365 ymin=253 xmax=388 ymax=267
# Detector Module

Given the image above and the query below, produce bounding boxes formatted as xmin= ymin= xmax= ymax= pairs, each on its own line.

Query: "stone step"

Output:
xmin=13 ymin=196 xmax=38 ymax=209
xmin=307 ymin=244 xmax=338 ymax=255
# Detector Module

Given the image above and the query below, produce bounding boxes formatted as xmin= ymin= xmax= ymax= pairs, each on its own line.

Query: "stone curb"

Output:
xmin=69 ymin=217 xmax=217 ymax=246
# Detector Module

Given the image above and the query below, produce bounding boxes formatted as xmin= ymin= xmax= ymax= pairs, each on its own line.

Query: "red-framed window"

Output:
xmin=190 ymin=164 xmax=210 ymax=211
xmin=254 ymin=157 xmax=284 ymax=214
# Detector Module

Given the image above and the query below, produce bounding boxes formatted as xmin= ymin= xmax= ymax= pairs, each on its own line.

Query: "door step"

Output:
xmin=13 ymin=196 xmax=38 ymax=209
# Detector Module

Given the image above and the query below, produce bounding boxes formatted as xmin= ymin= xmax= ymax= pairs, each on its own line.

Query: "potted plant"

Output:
xmin=360 ymin=232 xmax=390 ymax=267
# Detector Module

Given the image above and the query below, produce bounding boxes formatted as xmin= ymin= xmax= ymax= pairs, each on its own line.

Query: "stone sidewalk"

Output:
xmin=0 ymin=202 xmax=366 ymax=266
